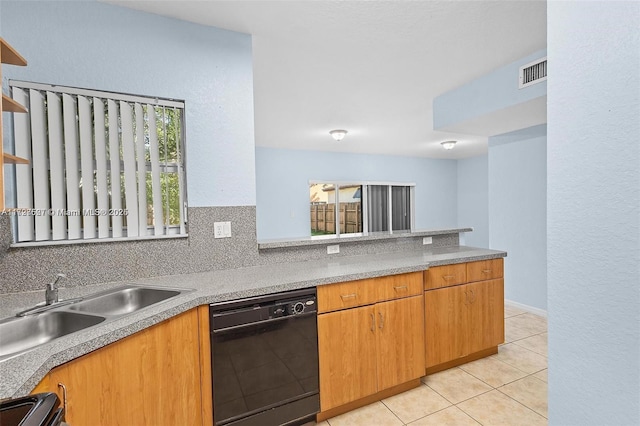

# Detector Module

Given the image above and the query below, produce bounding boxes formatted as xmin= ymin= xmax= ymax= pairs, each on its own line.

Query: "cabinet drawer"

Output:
xmin=467 ymin=258 xmax=503 ymax=282
xmin=424 ymin=263 xmax=467 ymax=290
xmin=376 ymin=272 xmax=423 ymax=302
xmin=318 ymin=279 xmax=377 ymax=313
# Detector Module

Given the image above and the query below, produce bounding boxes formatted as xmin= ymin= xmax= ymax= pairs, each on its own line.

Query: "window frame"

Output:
xmin=309 ymin=180 xmax=415 ymax=239
xmin=6 ymin=80 xmax=188 ymax=246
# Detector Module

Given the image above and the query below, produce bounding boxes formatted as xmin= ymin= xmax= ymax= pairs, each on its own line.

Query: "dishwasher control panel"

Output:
xmin=270 ymin=296 xmax=317 ymax=318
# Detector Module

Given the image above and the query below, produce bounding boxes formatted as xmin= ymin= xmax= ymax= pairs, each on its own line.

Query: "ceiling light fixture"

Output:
xmin=441 ymin=140 xmax=457 ymax=150
xmin=329 ymin=129 xmax=348 ymax=142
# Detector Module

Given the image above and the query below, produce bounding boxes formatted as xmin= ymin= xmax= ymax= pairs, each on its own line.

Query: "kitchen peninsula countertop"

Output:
xmin=0 ymin=245 xmax=505 ymax=398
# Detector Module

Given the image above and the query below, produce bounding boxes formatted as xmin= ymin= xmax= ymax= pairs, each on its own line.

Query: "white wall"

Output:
xmin=433 ymin=49 xmax=547 ymax=130
xmin=489 ymin=125 xmax=547 ymax=311
xmin=255 ymin=147 xmax=458 ymax=240
xmin=548 ymin=2 xmax=640 ymax=424
xmin=457 ymin=155 xmax=489 ymax=248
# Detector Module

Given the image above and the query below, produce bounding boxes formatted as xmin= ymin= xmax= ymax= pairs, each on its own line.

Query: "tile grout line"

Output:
xmin=378 ymin=398 xmax=410 ymax=426
xmin=422 ymin=374 xmax=495 ymax=407
xmin=494 ymin=386 xmax=548 ymax=420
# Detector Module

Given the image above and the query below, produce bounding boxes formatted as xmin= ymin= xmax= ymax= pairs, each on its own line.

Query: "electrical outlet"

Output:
xmin=423 ymin=236 xmax=433 ymax=245
xmin=327 ymin=244 xmax=340 ymax=254
xmin=214 ymin=222 xmax=225 ymax=238
xmin=214 ymin=222 xmax=231 ymax=238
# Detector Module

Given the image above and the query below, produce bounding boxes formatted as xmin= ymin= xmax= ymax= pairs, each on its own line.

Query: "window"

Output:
xmin=8 ymin=80 xmax=187 ymax=243
xmin=310 ymin=182 xmax=413 ymax=238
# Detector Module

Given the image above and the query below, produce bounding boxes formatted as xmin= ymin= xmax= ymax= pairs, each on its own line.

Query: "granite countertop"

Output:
xmin=0 ymin=245 xmax=505 ymax=398
xmin=257 ymin=227 xmax=473 ymax=249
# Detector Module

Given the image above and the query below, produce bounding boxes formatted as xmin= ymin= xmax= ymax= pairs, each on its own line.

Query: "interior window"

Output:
xmin=310 ymin=182 xmax=412 ymax=238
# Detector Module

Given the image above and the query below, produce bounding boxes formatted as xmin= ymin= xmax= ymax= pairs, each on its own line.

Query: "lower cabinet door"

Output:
xmin=425 ymin=279 xmax=505 ymax=369
xmin=318 ymin=305 xmax=377 ymax=411
xmin=376 ymin=296 xmax=425 ymax=390
xmin=47 ymin=309 xmax=205 ymax=426
xmin=425 ymin=285 xmax=467 ymax=368
xmin=466 ymin=279 xmax=505 ymax=354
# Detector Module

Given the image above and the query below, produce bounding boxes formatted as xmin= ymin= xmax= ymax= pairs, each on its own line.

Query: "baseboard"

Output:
xmin=505 ymin=299 xmax=547 ymax=317
xmin=316 ymin=379 xmax=420 ymax=422
xmin=425 ymin=347 xmax=498 ymax=375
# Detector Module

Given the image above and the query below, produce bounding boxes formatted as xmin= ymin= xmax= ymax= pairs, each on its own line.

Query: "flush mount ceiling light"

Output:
xmin=329 ymin=129 xmax=348 ymax=142
xmin=441 ymin=140 xmax=457 ymax=150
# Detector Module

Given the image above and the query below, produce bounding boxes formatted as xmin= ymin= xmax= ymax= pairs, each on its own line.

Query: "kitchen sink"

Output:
xmin=0 ymin=285 xmax=192 ymax=362
xmin=67 ymin=286 xmax=182 ymax=316
xmin=0 ymin=311 xmax=106 ymax=360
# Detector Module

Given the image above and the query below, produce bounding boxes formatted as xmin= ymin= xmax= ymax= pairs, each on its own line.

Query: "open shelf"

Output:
xmin=0 ymin=38 xmax=27 ymax=66
xmin=1 ymin=38 xmax=29 ymax=211
xmin=3 ymin=152 xmax=29 ymax=164
xmin=2 ymin=94 xmax=27 ymax=113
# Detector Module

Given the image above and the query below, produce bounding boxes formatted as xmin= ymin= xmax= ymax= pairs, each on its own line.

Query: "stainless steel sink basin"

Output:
xmin=0 ymin=311 xmax=106 ymax=360
xmin=67 ymin=286 xmax=183 ymax=316
xmin=0 ymin=285 xmax=190 ymax=362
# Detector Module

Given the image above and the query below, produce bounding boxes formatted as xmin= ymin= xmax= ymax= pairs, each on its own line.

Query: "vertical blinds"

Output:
xmin=10 ymin=81 xmax=186 ymax=243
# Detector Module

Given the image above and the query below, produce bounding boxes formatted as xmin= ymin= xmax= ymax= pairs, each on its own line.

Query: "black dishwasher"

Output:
xmin=210 ymin=289 xmax=319 ymax=426
xmin=0 ymin=392 xmax=64 ymax=426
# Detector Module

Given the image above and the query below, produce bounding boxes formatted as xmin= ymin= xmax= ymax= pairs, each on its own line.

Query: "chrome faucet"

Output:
xmin=45 ymin=273 xmax=66 ymax=305
xmin=16 ymin=273 xmax=77 ymax=317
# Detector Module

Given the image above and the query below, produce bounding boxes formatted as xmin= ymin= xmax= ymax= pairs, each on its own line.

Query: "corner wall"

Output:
xmin=1 ymin=0 xmax=256 ymax=207
xmin=0 ymin=1 xmax=257 ymax=292
xmin=489 ymin=124 xmax=547 ymax=311
xmin=457 ymin=155 xmax=489 ymax=248
xmin=547 ymin=2 xmax=640 ymax=424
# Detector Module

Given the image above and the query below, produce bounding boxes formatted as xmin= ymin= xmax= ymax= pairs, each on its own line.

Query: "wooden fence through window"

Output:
xmin=310 ymin=202 xmax=362 ymax=234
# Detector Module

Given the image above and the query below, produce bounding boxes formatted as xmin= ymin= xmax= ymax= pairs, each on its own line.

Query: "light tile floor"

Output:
xmin=318 ymin=304 xmax=548 ymax=426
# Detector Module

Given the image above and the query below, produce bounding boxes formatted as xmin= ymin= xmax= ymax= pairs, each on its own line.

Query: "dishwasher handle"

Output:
xmin=211 ymin=310 xmax=316 ymax=334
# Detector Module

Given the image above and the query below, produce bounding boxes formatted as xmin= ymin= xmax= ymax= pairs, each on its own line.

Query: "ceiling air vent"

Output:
xmin=519 ymin=56 xmax=547 ymax=89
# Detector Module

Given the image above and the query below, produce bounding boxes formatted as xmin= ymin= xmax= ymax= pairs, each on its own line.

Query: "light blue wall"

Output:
xmin=489 ymin=125 xmax=547 ymax=311
xmin=457 ymin=155 xmax=488 ymax=248
xmin=548 ymin=2 xmax=640 ymax=424
xmin=255 ymin=147 xmax=458 ymax=240
xmin=1 ymin=0 xmax=256 ymax=207
xmin=433 ymin=49 xmax=547 ymax=130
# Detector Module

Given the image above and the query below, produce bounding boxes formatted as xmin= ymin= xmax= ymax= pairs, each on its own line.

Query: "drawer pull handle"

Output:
xmin=393 ymin=285 xmax=408 ymax=291
xmin=58 ymin=382 xmax=68 ymax=414
xmin=378 ymin=312 xmax=384 ymax=330
xmin=340 ymin=293 xmax=357 ymax=300
xmin=482 ymin=269 xmax=492 ymax=274
xmin=370 ymin=313 xmax=375 ymax=332
xmin=442 ymin=275 xmax=455 ymax=280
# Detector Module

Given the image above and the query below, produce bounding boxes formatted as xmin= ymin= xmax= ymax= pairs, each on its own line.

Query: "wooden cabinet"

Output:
xmin=424 ymin=262 xmax=467 ymax=290
xmin=1 ymin=38 xmax=29 ymax=211
xmin=375 ymin=296 xmax=425 ymax=391
xmin=424 ymin=259 xmax=504 ymax=374
xmin=466 ymin=258 xmax=503 ymax=282
xmin=317 ymin=272 xmax=422 ymax=313
xmin=317 ymin=272 xmax=425 ymax=418
xmin=32 ymin=306 xmax=213 ymax=426
xmin=317 ymin=305 xmax=377 ymax=409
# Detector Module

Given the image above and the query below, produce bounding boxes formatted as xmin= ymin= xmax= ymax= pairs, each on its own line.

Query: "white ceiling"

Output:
xmin=107 ymin=1 xmax=547 ymax=159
